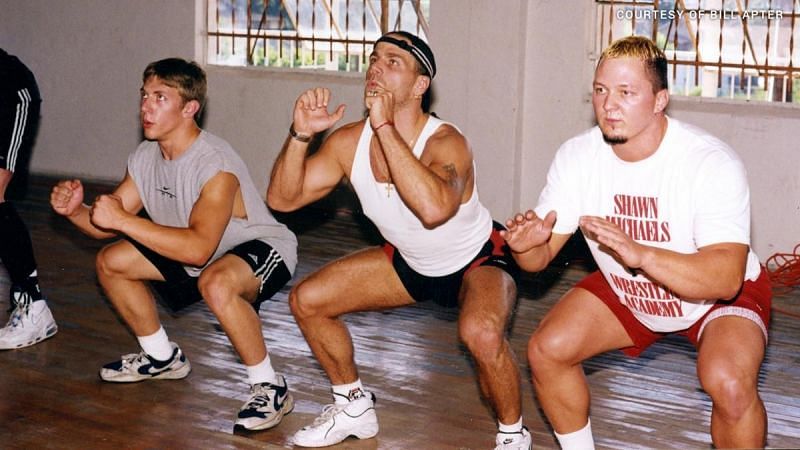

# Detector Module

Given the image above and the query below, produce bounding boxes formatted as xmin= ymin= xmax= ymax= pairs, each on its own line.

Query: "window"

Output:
xmin=595 ymin=0 xmax=800 ymax=103
xmin=207 ymin=0 xmax=430 ymax=72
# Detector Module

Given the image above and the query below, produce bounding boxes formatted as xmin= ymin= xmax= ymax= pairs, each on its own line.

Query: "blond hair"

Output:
xmin=599 ymin=36 xmax=668 ymax=92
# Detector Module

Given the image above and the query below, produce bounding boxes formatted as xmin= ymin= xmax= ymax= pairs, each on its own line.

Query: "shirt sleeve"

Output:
xmin=693 ymin=153 xmax=751 ymax=248
xmin=534 ymin=141 xmax=582 ymax=235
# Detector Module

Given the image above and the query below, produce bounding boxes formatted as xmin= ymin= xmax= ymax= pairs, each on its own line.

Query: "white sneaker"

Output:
xmin=234 ymin=375 xmax=294 ymax=431
xmin=99 ymin=342 xmax=191 ymax=382
xmin=495 ymin=426 xmax=532 ymax=450
xmin=0 ymin=295 xmax=58 ymax=350
xmin=292 ymin=391 xmax=379 ymax=447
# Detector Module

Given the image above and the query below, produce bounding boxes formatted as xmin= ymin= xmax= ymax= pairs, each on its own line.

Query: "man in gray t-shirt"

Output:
xmin=50 ymin=58 xmax=297 ymax=433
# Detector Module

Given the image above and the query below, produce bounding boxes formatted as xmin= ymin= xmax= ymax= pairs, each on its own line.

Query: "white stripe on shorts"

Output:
xmin=254 ymin=248 xmax=283 ymax=293
xmin=697 ymin=305 xmax=768 ymax=344
xmin=7 ymin=88 xmax=31 ymax=172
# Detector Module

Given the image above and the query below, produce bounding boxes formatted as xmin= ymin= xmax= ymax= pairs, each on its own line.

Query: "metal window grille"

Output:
xmin=595 ymin=0 xmax=800 ymax=103
xmin=207 ymin=0 xmax=430 ymax=72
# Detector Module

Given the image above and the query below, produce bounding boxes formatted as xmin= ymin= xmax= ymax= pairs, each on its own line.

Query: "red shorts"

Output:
xmin=576 ymin=268 xmax=772 ymax=357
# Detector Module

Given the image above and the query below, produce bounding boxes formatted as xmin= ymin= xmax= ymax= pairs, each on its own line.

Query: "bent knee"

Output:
xmin=198 ymin=268 xmax=237 ymax=309
xmin=96 ymin=244 xmax=132 ymax=278
xmin=527 ymin=330 xmax=581 ymax=369
xmin=288 ymin=279 xmax=327 ymax=321
xmin=700 ymin=365 xmax=758 ymax=415
xmin=458 ymin=316 xmax=504 ymax=357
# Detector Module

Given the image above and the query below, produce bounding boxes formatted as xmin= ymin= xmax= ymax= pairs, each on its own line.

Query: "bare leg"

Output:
xmin=458 ymin=266 xmax=521 ymax=424
xmin=95 ymin=240 xmax=164 ymax=336
xmin=697 ymin=316 xmax=767 ymax=448
xmin=198 ymin=254 xmax=265 ymax=365
xmin=289 ymin=247 xmax=413 ymax=384
xmin=527 ymin=288 xmax=634 ymax=433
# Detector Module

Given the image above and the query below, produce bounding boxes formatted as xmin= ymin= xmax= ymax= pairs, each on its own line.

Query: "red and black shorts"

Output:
xmin=382 ymin=221 xmax=520 ymax=308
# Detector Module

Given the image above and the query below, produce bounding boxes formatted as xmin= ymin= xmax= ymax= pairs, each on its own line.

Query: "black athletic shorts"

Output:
xmin=0 ymin=85 xmax=40 ymax=172
xmin=382 ymin=221 xmax=520 ymax=308
xmin=127 ymin=238 xmax=292 ymax=312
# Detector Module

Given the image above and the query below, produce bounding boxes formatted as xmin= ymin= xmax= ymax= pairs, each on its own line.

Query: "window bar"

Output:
xmin=765 ymin=0 xmax=773 ymax=100
xmin=246 ymin=0 xmax=253 ymax=65
xmin=651 ymin=0 xmax=660 ymax=44
xmin=362 ymin=0 xmax=367 ymax=67
xmin=413 ymin=0 xmax=422 ymax=36
xmin=278 ymin=1 xmax=285 ymax=65
xmin=231 ymin=1 xmax=237 ymax=56
xmin=607 ymin=0 xmax=615 ymax=47
xmin=672 ymin=5 xmax=679 ymax=88
xmin=788 ymin=0 xmax=798 ymax=101
xmin=394 ymin=0 xmax=403 ymax=31
xmin=740 ymin=3 xmax=747 ymax=89
xmin=345 ymin=0 xmax=350 ymax=69
xmin=381 ymin=0 xmax=389 ymax=34
xmin=718 ymin=0 xmax=725 ymax=89
xmin=214 ymin=0 xmax=221 ymax=56
xmin=295 ymin=0 xmax=301 ymax=67
xmin=328 ymin=0 xmax=334 ymax=62
xmin=312 ymin=0 xmax=317 ymax=64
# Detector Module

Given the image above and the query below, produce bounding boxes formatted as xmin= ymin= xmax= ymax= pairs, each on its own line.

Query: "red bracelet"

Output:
xmin=373 ymin=120 xmax=394 ymax=132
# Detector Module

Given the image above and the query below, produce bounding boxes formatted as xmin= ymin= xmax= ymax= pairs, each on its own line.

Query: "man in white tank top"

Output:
xmin=502 ymin=37 xmax=771 ymax=449
xmin=267 ymin=32 xmax=531 ymax=449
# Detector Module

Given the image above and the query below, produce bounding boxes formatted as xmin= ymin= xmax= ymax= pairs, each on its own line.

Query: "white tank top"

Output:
xmin=349 ymin=115 xmax=492 ymax=276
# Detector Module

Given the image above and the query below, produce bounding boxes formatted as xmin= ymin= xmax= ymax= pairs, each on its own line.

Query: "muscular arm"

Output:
xmin=267 ymin=130 xmax=348 ymax=212
xmin=51 ymin=174 xmax=143 ymax=240
xmin=97 ymin=171 xmax=238 ymax=266
xmin=580 ymin=216 xmax=747 ymax=300
xmin=378 ymin=124 xmax=471 ymax=228
xmin=266 ymin=87 xmax=349 ymax=212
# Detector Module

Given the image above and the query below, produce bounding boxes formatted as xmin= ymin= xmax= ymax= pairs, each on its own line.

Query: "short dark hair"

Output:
xmin=143 ymin=58 xmax=207 ymax=116
xmin=598 ymin=36 xmax=668 ymax=93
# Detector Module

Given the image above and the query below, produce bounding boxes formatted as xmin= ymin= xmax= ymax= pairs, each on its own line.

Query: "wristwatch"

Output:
xmin=289 ymin=123 xmax=312 ymax=143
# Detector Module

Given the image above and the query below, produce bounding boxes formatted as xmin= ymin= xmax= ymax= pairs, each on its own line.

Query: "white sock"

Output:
xmin=331 ymin=379 xmax=364 ymax=405
xmin=498 ymin=417 xmax=523 ymax=433
xmin=246 ymin=354 xmax=278 ymax=385
xmin=137 ymin=326 xmax=173 ymax=361
xmin=555 ymin=419 xmax=595 ymax=450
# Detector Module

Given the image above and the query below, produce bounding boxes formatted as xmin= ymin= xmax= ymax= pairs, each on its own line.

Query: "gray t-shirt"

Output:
xmin=127 ymin=130 xmax=297 ymax=277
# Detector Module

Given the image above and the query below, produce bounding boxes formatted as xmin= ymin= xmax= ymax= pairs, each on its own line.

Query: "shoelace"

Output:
xmin=6 ymin=291 xmax=34 ymax=329
xmin=310 ymin=403 xmax=349 ymax=427
xmin=245 ymin=385 xmax=274 ymax=410
xmin=119 ymin=351 xmax=150 ymax=368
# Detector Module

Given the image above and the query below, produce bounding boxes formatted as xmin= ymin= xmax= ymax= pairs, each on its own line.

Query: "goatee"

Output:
xmin=602 ymin=133 xmax=628 ymax=145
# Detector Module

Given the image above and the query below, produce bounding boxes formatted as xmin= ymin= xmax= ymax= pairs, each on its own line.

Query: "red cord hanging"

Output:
xmin=765 ymin=243 xmax=800 ymax=318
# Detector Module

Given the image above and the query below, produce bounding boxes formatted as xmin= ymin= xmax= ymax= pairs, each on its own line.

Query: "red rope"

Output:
xmin=765 ymin=243 xmax=800 ymax=317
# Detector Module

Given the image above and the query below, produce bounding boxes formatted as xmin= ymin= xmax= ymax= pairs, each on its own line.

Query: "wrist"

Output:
xmin=289 ymin=123 xmax=312 ymax=143
xmin=373 ymin=120 xmax=394 ymax=132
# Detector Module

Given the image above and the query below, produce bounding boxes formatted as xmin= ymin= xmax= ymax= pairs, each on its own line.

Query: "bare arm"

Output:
xmin=50 ymin=174 xmax=143 ymax=240
xmin=91 ymin=171 xmax=238 ymax=266
xmin=500 ymin=210 xmax=571 ymax=272
xmin=580 ymin=215 xmax=747 ymax=300
xmin=376 ymin=123 xmax=471 ymax=228
xmin=267 ymin=87 xmax=348 ymax=212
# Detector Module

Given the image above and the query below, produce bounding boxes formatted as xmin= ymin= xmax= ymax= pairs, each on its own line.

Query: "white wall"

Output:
xmin=0 ymin=0 xmax=797 ymax=260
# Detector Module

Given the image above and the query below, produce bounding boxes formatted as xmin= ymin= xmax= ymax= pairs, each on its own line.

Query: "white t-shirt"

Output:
xmin=535 ymin=116 xmax=762 ymax=332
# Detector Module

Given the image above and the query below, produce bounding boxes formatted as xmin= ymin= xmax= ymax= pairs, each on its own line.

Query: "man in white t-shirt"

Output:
xmin=502 ymin=36 xmax=771 ymax=449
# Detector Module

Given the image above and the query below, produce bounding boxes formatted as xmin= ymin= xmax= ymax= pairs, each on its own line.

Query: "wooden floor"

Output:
xmin=1 ymin=176 xmax=799 ymax=450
